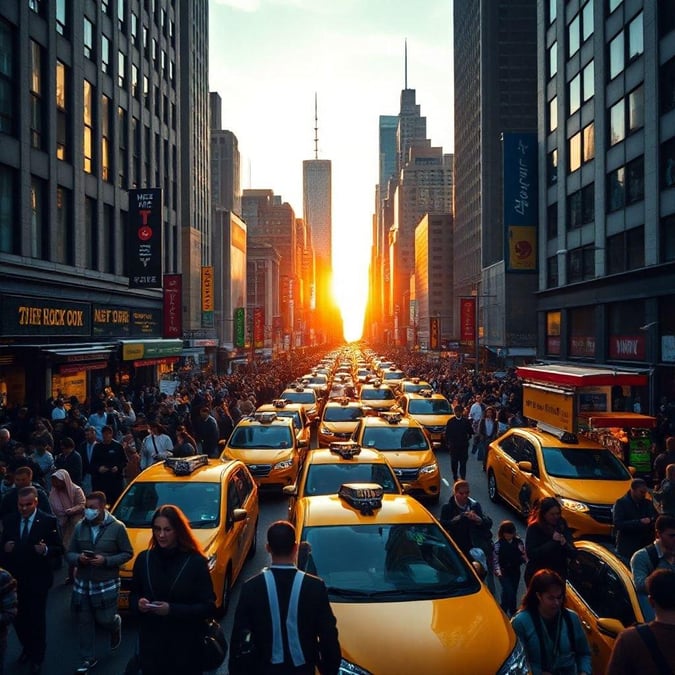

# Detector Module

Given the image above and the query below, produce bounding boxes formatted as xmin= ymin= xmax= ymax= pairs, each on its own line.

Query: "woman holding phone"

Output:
xmin=130 ymin=504 xmax=216 ymax=675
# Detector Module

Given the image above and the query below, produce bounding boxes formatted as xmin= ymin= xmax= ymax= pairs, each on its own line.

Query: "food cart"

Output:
xmin=517 ymin=364 xmax=656 ymax=478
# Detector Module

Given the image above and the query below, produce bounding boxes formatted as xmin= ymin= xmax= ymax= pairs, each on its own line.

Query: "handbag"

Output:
xmin=201 ymin=617 xmax=228 ymax=671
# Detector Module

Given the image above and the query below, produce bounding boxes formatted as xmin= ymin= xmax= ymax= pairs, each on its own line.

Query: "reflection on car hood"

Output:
xmin=224 ymin=448 xmax=295 ymax=463
xmin=332 ymin=594 xmax=514 ymax=675
xmin=372 ymin=449 xmax=436 ymax=468
xmin=546 ymin=475 xmax=631 ymax=504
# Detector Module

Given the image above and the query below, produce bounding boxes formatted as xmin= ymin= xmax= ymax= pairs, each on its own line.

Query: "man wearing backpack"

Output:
xmin=606 ymin=568 xmax=675 ymax=675
xmin=630 ymin=514 xmax=675 ymax=596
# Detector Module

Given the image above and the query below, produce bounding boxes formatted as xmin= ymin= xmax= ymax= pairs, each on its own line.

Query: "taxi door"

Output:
xmin=225 ymin=468 xmax=255 ymax=580
xmin=510 ymin=437 xmax=543 ymax=518
xmin=492 ymin=434 xmax=521 ymax=508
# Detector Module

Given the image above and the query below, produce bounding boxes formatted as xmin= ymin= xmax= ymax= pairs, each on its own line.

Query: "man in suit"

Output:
xmin=444 ymin=405 xmax=474 ymax=482
xmin=0 ymin=486 xmax=63 ymax=673
xmin=229 ymin=521 xmax=341 ymax=675
xmin=0 ymin=467 xmax=51 ymax=518
xmin=91 ymin=425 xmax=126 ymax=507
xmin=77 ymin=425 xmax=98 ymax=494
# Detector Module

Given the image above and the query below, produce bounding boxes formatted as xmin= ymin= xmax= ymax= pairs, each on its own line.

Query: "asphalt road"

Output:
xmin=6 ymin=439 xmax=525 ymax=675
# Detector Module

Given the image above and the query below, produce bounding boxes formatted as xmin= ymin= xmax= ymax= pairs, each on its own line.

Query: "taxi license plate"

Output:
xmin=118 ymin=591 xmax=130 ymax=610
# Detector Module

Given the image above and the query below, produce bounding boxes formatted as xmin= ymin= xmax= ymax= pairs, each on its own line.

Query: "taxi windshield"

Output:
xmin=401 ymin=382 xmax=429 ymax=393
xmin=383 ymin=371 xmax=404 ymax=380
xmin=299 ymin=523 xmax=480 ymax=601
xmin=361 ymin=388 xmax=395 ymax=401
xmin=304 ymin=464 xmax=399 ymax=496
xmin=361 ymin=427 xmax=429 ymax=450
xmin=323 ymin=406 xmax=364 ymax=422
xmin=228 ymin=425 xmax=294 ymax=449
xmin=276 ymin=410 xmax=302 ymax=430
xmin=112 ymin=481 xmax=220 ymax=528
xmin=542 ymin=447 xmax=632 ymax=480
xmin=408 ymin=399 xmax=451 ymax=415
xmin=304 ymin=376 xmax=327 ymax=386
xmin=282 ymin=391 xmax=316 ymax=404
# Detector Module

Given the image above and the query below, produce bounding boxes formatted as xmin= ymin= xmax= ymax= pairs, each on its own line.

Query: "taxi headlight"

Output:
xmin=558 ymin=497 xmax=589 ymax=513
xmin=274 ymin=459 xmax=294 ymax=471
xmin=207 ymin=554 xmax=217 ymax=572
xmin=419 ymin=462 xmax=439 ymax=475
xmin=496 ymin=638 xmax=529 ymax=675
xmin=320 ymin=426 xmax=332 ymax=435
xmin=338 ymin=658 xmax=373 ymax=675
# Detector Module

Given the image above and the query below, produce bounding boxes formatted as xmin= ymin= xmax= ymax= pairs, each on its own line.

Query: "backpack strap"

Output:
xmin=636 ymin=624 xmax=673 ymax=675
xmin=646 ymin=543 xmax=659 ymax=571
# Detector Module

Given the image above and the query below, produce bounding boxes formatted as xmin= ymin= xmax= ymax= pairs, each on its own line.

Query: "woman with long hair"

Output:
xmin=511 ymin=569 xmax=591 ymax=675
xmin=524 ymin=497 xmax=576 ymax=585
xmin=130 ymin=504 xmax=216 ymax=675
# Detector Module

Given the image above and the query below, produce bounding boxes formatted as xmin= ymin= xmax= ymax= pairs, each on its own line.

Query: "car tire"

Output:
xmin=487 ymin=470 xmax=501 ymax=504
xmin=218 ymin=569 xmax=232 ymax=618
xmin=247 ymin=518 xmax=258 ymax=560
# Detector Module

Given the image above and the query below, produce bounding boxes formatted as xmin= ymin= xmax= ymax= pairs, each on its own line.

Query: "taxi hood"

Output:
xmin=375 ymin=449 xmax=435 ymax=467
xmin=224 ymin=448 xmax=295 ymax=464
xmin=332 ymin=593 xmax=515 ymax=675
xmin=546 ymin=475 xmax=631 ymax=505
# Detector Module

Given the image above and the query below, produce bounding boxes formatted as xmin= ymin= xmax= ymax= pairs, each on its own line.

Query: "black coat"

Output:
xmin=444 ymin=416 xmax=473 ymax=455
xmin=524 ymin=520 xmax=576 ymax=584
xmin=131 ymin=547 xmax=216 ymax=675
xmin=230 ymin=566 xmax=341 ymax=675
xmin=612 ymin=491 xmax=658 ymax=558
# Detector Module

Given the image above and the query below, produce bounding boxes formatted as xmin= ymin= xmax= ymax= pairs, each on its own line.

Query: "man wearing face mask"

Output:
xmin=66 ymin=491 xmax=133 ymax=672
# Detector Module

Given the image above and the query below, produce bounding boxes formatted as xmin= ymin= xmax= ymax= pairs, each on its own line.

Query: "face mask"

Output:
xmin=84 ymin=508 xmax=100 ymax=522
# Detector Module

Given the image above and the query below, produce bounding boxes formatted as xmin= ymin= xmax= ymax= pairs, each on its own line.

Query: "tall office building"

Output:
xmin=0 ymin=0 xmax=200 ymax=411
xmin=538 ymin=1 xmax=675 ymax=411
xmin=453 ymin=0 xmax=538 ymax=363
xmin=210 ymin=93 xmax=241 ymax=216
xmin=379 ymin=115 xmax=398 ymax=188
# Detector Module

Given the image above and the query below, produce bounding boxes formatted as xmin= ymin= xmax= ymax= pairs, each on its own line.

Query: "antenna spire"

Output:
xmin=314 ymin=93 xmax=319 ymax=160
xmin=404 ymin=38 xmax=408 ymax=89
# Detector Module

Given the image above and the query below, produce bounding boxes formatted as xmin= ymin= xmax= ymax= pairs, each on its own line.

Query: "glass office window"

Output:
xmin=549 ymin=96 xmax=558 ymax=132
xmin=660 ymin=137 xmax=675 ymax=189
xmin=83 ymin=80 xmax=94 ymax=174
xmin=582 ymin=2 xmax=594 ymax=41
xmin=30 ymin=41 xmax=43 ymax=150
xmin=569 ymin=74 xmax=581 ymax=114
xmin=0 ymin=165 xmax=17 ymax=254
xmin=568 ymin=15 xmax=580 ymax=57
xmin=568 ymin=190 xmax=582 ymax=229
xmin=569 ymin=132 xmax=582 ymax=172
xmin=608 ymin=0 xmax=623 ymax=13
xmin=101 ymin=35 xmax=110 ymax=73
xmin=626 ymin=156 xmax=644 ymax=204
xmin=609 ymin=31 xmax=624 ymax=80
xmin=628 ymin=12 xmax=644 ymax=62
xmin=101 ymin=94 xmax=110 ymax=182
xmin=56 ymin=61 xmax=68 ymax=161
xmin=549 ymin=41 xmax=558 ymax=79
xmin=661 ymin=57 xmax=675 ymax=114
xmin=583 ymin=122 xmax=595 ymax=162
xmin=549 ymin=0 xmax=556 ymax=24
xmin=84 ymin=17 xmax=93 ymax=59
xmin=581 ymin=183 xmax=595 ymax=223
xmin=0 ymin=20 xmax=14 ymax=135
xmin=548 ymin=149 xmax=558 ymax=186
xmin=608 ymin=166 xmax=625 ymax=211
xmin=582 ymin=60 xmax=594 ymax=102
xmin=547 ymin=203 xmax=558 ymax=239
xmin=628 ymin=85 xmax=644 ymax=133
xmin=610 ymin=99 xmax=625 ymax=145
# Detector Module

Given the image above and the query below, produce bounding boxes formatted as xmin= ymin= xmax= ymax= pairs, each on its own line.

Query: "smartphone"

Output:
xmin=82 ymin=550 xmax=96 ymax=558
xmin=146 ymin=602 xmax=162 ymax=608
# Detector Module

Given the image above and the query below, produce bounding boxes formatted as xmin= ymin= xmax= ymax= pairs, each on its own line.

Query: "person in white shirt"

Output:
xmin=469 ymin=395 xmax=485 ymax=454
xmin=139 ymin=423 xmax=173 ymax=470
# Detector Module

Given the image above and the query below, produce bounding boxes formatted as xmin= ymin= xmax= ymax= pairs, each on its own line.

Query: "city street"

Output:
xmin=6 ymin=439 xmax=524 ymax=675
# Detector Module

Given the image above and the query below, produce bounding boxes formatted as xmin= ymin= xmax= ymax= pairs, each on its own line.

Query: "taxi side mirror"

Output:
xmin=283 ymin=485 xmax=297 ymax=496
xmin=298 ymin=439 xmax=308 ymax=448
xmin=627 ymin=465 xmax=636 ymax=476
xmin=471 ymin=560 xmax=487 ymax=581
xmin=517 ymin=461 xmax=533 ymax=473
xmin=232 ymin=508 xmax=247 ymax=523
xmin=218 ymin=439 xmax=228 ymax=447
xmin=400 ymin=482 xmax=412 ymax=494
xmin=597 ymin=617 xmax=625 ymax=637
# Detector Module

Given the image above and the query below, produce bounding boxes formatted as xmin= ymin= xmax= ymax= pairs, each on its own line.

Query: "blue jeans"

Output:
xmin=499 ymin=573 xmax=520 ymax=617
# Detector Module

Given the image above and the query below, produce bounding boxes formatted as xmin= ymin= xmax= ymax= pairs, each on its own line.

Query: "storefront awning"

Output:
xmin=517 ymin=364 xmax=649 ymax=387
xmin=43 ymin=345 xmax=117 ymax=358
xmin=119 ymin=339 xmax=184 ymax=361
xmin=579 ymin=412 xmax=657 ymax=429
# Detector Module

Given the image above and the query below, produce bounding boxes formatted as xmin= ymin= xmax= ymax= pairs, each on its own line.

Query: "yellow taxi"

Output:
xmin=379 ymin=367 xmax=406 ymax=393
xmin=486 ymin=424 xmax=633 ymax=537
xmin=351 ymin=412 xmax=441 ymax=504
xmin=397 ymin=390 xmax=452 ymax=448
xmin=221 ymin=412 xmax=302 ymax=489
xmin=565 ymin=539 xmax=651 ymax=674
xmin=111 ymin=455 xmax=258 ymax=614
xmin=318 ymin=399 xmax=365 ymax=447
xmin=294 ymin=484 xmax=529 ymax=675
xmin=255 ymin=399 xmax=311 ymax=454
xmin=358 ymin=380 xmax=399 ymax=413
xmin=399 ymin=378 xmax=433 ymax=395
xmin=279 ymin=384 xmax=320 ymax=422
xmin=283 ymin=442 xmax=402 ymax=521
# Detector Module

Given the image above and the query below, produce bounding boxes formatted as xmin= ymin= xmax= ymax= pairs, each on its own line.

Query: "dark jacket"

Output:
xmin=440 ymin=497 xmax=493 ymax=559
xmin=0 ymin=483 xmax=52 ymax=518
xmin=524 ymin=519 xmax=576 ymax=584
xmin=230 ymin=566 xmax=341 ymax=675
xmin=54 ymin=449 xmax=83 ymax=486
xmin=131 ymin=547 xmax=216 ymax=675
xmin=444 ymin=416 xmax=473 ymax=454
xmin=612 ymin=491 xmax=658 ymax=558
xmin=90 ymin=439 xmax=127 ymax=505
xmin=0 ymin=509 xmax=63 ymax=593
xmin=194 ymin=415 xmax=220 ymax=457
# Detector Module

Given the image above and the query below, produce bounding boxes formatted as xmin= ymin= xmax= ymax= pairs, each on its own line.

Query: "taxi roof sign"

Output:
xmin=329 ymin=441 xmax=361 ymax=459
xmin=418 ymin=388 xmax=434 ymax=398
xmin=338 ymin=483 xmax=384 ymax=514
xmin=165 ymin=454 xmax=209 ymax=476
xmin=253 ymin=411 xmax=278 ymax=424
xmin=380 ymin=411 xmax=402 ymax=424
xmin=272 ymin=399 xmax=288 ymax=408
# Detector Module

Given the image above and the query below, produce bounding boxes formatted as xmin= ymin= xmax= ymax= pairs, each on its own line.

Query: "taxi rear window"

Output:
xmin=408 ymin=399 xmax=451 ymax=415
xmin=323 ymin=406 xmax=364 ymax=422
xmin=361 ymin=388 xmax=395 ymax=401
xmin=304 ymin=463 xmax=399 ymax=496
xmin=362 ymin=427 xmax=429 ymax=450
xmin=282 ymin=391 xmax=316 ymax=404
xmin=229 ymin=425 xmax=294 ymax=449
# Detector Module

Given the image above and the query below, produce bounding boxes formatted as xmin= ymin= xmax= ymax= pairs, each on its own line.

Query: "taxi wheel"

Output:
xmin=219 ymin=570 xmax=232 ymax=617
xmin=247 ymin=519 xmax=259 ymax=560
xmin=487 ymin=470 xmax=501 ymax=504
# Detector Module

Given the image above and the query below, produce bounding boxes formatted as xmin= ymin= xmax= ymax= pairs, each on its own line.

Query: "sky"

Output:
xmin=209 ymin=0 xmax=454 ymax=338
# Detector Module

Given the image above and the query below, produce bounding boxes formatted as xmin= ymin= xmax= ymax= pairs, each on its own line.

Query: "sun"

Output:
xmin=332 ymin=256 xmax=368 ymax=343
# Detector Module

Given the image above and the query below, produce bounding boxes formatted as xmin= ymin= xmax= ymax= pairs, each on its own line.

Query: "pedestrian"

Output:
xmin=121 ymin=434 xmax=141 ymax=483
xmin=229 ymin=520 xmax=341 ymax=675
xmin=493 ymin=520 xmax=526 ymax=617
xmin=91 ymin=425 xmax=127 ymax=507
xmin=130 ymin=504 xmax=217 ymax=675
xmin=523 ymin=497 xmax=576 ymax=585
xmin=613 ymin=477 xmax=659 ymax=559
xmin=630 ymin=514 xmax=675 ymax=596
xmin=66 ymin=490 xmax=132 ymax=672
xmin=172 ymin=428 xmax=197 ymax=457
xmin=0 ymin=486 xmax=63 ymax=674
xmin=653 ymin=463 xmax=675 ymax=516
xmin=76 ymin=426 xmax=98 ymax=495
xmin=605 ymin=568 xmax=675 ymax=675
xmin=476 ymin=405 xmax=498 ymax=470
xmin=511 ymin=569 xmax=591 ymax=675
xmin=194 ymin=405 xmax=220 ymax=458
xmin=54 ymin=436 xmax=83 ymax=487
xmin=652 ymin=436 xmax=675 ymax=486
xmin=48 ymin=469 xmax=85 ymax=584
xmin=444 ymin=404 xmax=473 ymax=481
xmin=0 ymin=467 xmax=51 ymax=518
xmin=139 ymin=422 xmax=173 ymax=470
xmin=468 ymin=394 xmax=484 ymax=452
xmin=440 ymin=480 xmax=495 ymax=590
xmin=0 ymin=565 xmax=17 ymax=675
xmin=87 ymin=402 xmax=108 ymax=442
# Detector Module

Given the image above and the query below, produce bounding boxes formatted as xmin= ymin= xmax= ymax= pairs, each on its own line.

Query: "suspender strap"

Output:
xmin=636 ymin=624 xmax=673 ymax=675
xmin=262 ymin=569 xmax=306 ymax=667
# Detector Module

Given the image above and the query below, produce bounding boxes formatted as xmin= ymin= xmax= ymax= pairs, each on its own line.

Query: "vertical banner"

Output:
xmin=460 ymin=298 xmax=476 ymax=342
xmin=234 ymin=308 xmax=245 ymax=347
xmin=201 ymin=266 xmax=214 ymax=327
xmin=163 ymin=274 xmax=182 ymax=338
xmin=127 ymin=188 xmax=163 ymax=288
xmin=429 ymin=317 xmax=440 ymax=350
xmin=503 ymin=132 xmax=538 ymax=272
xmin=253 ymin=307 xmax=264 ymax=348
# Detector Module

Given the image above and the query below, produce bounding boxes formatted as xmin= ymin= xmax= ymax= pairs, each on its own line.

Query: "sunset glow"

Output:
xmin=332 ymin=252 xmax=368 ymax=343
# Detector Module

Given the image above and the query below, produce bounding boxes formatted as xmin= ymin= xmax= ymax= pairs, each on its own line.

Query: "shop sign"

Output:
xmin=609 ymin=334 xmax=645 ymax=360
xmin=132 ymin=357 xmax=179 ymax=367
xmin=522 ymin=384 xmax=575 ymax=432
xmin=253 ymin=307 xmax=264 ymax=348
xmin=201 ymin=266 xmax=214 ymax=328
xmin=93 ymin=305 xmax=131 ymax=338
xmin=629 ymin=437 xmax=652 ymax=474
xmin=2 ymin=294 xmax=91 ymax=337
xmin=234 ymin=308 xmax=245 ymax=348
xmin=569 ymin=336 xmax=595 ymax=357
xmin=460 ymin=298 xmax=475 ymax=343
xmin=127 ymin=188 xmax=163 ymax=289
xmin=130 ymin=309 xmax=161 ymax=336
xmin=122 ymin=340 xmax=183 ymax=361
xmin=163 ymin=275 xmax=182 ymax=338
xmin=59 ymin=362 xmax=108 ymax=375
xmin=429 ymin=317 xmax=440 ymax=350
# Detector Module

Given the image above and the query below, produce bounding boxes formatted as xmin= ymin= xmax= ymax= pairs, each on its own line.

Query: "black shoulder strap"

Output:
xmin=646 ymin=543 xmax=659 ymax=571
xmin=636 ymin=624 xmax=673 ymax=675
